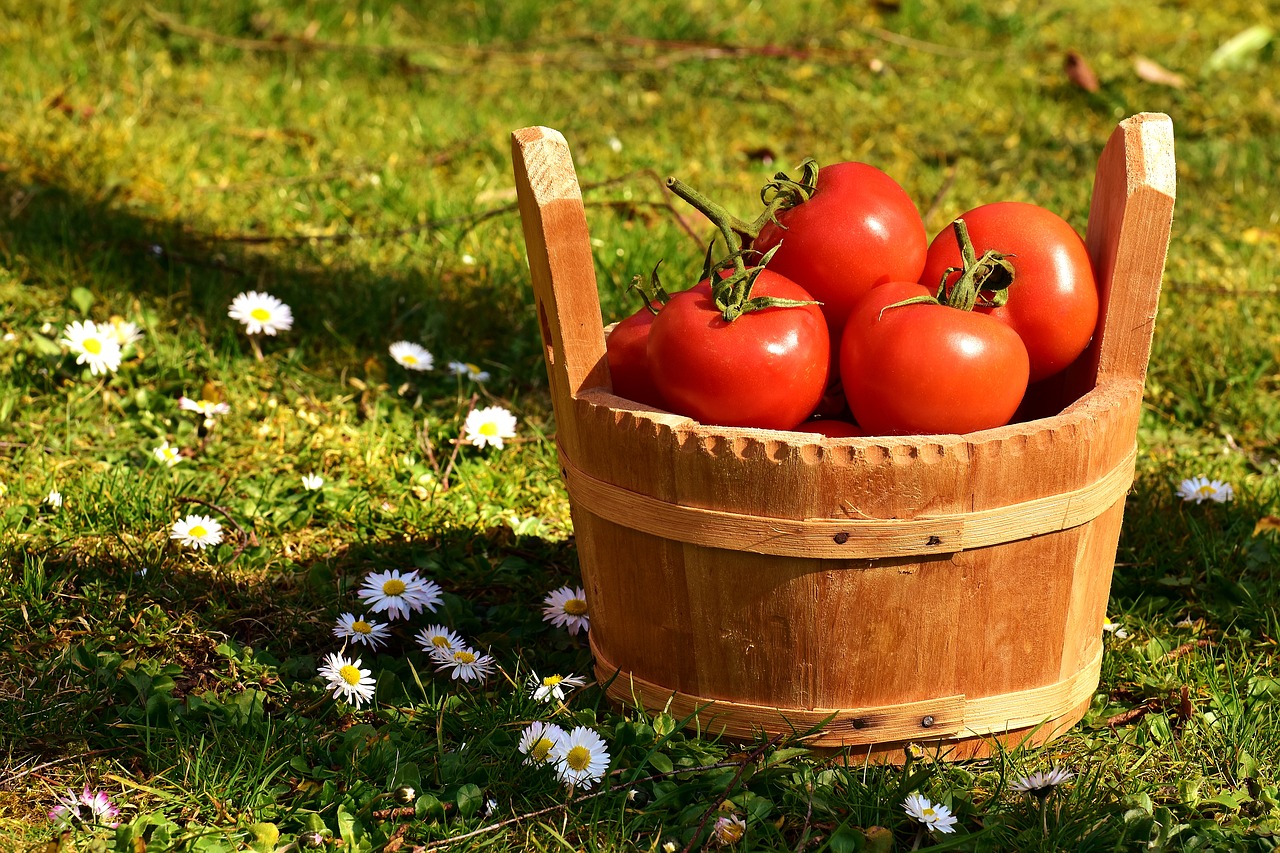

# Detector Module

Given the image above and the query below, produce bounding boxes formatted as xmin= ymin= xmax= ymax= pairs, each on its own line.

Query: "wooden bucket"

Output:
xmin=511 ymin=114 xmax=1175 ymax=760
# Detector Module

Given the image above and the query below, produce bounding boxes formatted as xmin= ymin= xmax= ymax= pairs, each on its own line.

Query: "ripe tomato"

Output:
xmin=606 ymin=304 xmax=665 ymax=408
xmin=647 ymin=273 xmax=829 ymax=430
xmin=753 ymin=162 xmax=927 ymax=346
xmin=919 ymin=202 xmax=1098 ymax=383
xmin=840 ymin=281 xmax=1029 ymax=435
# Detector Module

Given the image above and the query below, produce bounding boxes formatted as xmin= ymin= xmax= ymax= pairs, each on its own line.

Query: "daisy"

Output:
xmin=301 ymin=473 xmax=324 ymax=490
xmin=152 ymin=440 xmax=183 ymax=467
xmin=170 ymin=514 xmax=224 ymax=549
xmin=107 ymin=317 xmax=144 ymax=348
xmin=44 ymin=489 xmax=63 ymax=509
xmin=902 ymin=792 xmax=957 ymax=834
xmin=448 ymin=360 xmax=490 ymax=382
xmin=1102 ymin=618 xmax=1129 ymax=639
xmin=527 ymin=671 xmax=588 ymax=703
xmin=542 ymin=585 xmax=590 ymax=635
xmin=432 ymin=645 xmax=495 ymax=682
xmin=550 ymin=725 xmax=611 ymax=790
xmin=415 ymin=624 xmax=464 ymax=655
xmin=517 ymin=721 xmax=566 ymax=766
xmin=463 ymin=405 xmax=518 ymax=450
xmin=178 ymin=396 xmax=231 ymax=418
xmin=1012 ymin=766 xmax=1076 ymax=797
xmin=357 ymin=569 xmax=442 ymax=620
xmin=389 ymin=341 xmax=434 ymax=371
xmin=1177 ymin=476 xmax=1234 ymax=504
xmin=228 ymin=290 xmax=293 ymax=336
xmin=49 ymin=785 xmax=120 ymax=828
xmin=59 ymin=320 xmax=122 ymax=375
xmin=318 ymin=651 xmax=376 ymax=707
xmin=333 ymin=612 xmax=391 ymax=650
xmin=712 ymin=814 xmax=747 ymax=845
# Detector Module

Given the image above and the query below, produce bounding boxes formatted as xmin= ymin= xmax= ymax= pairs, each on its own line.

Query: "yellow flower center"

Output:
xmin=531 ymin=737 xmax=554 ymax=762
xmin=382 ymin=579 xmax=407 ymax=596
xmin=454 ymin=650 xmax=476 ymax=664
xmin=566 ymin=745 xmax=592 ymax=772
xmin=1197 ymin=484 xmax=1216 ymax=497
xmin=352 ymin=620 xmax=372 ymax=635
xmin=431 ymin=635 xmax=451 ymax=648
xmin=922 ymin=807 xmax=936 ymax=818
xmin=250 ymin=307 xmax=271 ymax=321
xmin=402 ymin=354 xmax=418 ymax=364
xmin=479 ymin=422 xmax=499 ymax=436
xmin=339 ymin=664 xmax=363 ymax=685
xmin=563 ymin=598 xmax=588 ymax=616
xmin=84 ymin=338 xmax=102 ymax=354
xmin=189 ymin=525 xmax=207 ymax=538
xmin=543 ymin=675 xmax=563 ymax=687
xmin=719 ymin=822 xmax=744 ymax=843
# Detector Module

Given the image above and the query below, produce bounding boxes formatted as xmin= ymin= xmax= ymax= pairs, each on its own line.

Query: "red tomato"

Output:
xmin=606 ymin=305 xmax=665 ymax=408
xmin=648 ymin=273 xmax=829 ymax=430
xmin=840 ymin=281 xmax=1029 ymax=436
xmin=791 ymin=419 xmax=864 ymax=438
xmin=919 ymin=202 xmax=1098 ymax=383
xmin=753 ymin=162 xmax=927 ymax=347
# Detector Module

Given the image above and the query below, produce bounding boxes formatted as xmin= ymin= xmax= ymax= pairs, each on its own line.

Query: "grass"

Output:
xmin=1 ymin=0 xmax=1278 ymax=850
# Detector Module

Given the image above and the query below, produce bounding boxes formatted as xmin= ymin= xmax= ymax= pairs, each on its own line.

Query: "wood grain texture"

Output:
xmin=511 ymin=114 xmax=1175 ymax=759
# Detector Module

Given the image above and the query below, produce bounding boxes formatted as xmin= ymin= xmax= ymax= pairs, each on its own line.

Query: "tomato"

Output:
xmin=753 ymin=162 xmax=927 ymax=347
xmin=919 ymin=202 xmax=1098 ymax=383
xmin=791 ymin=419 xmax=864 ymax=438
xmin=840 ymin=281 xmax=1029 ymax=436
xmin=647 ymin=273 xmax=829 ymax=430
xmin=606 ymin=304 xmax=665 ymax=408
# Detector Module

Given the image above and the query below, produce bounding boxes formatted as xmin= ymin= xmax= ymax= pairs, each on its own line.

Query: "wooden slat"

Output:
xmin=560 ymin=444 xmax=1136 ymax=558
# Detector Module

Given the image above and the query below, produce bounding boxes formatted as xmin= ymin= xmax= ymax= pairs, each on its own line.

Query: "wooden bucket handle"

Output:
xmin=1080 ymin=112 xmax=1176 ymax=388
xmin=512 ymin=116 xmax=1176 ymax=438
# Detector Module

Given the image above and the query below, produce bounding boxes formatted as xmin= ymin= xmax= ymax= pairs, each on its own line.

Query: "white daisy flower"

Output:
xmin=356 ymin=569 xmax=442 ymax=620
xmin=228 ymin=290 xmax=293 ymax=336
xmin=712 ymin=814 xmax=747 ymax=845
xmin=1102 ymin=618 xmax=1129 ymax=639
xmin=415 ymin=624 xmax=464 ymax=655
xmin=389 ymin=341 xmax=434 ymax=371
xmin=318 ymin=651 xmax=376 ymax=707
xmin=902 ymin=792 xmax=957 ymax=834
xmin=463 ymin=405 xmax=518 ymax=450
xmin=107 ymin=317 xmax=144 ymax=348
xmin=517 ymin=721 xmax=566 ymax=766
xmin=169 ymin=514 xmax=224 ymax=549
xmin=333 ymin=612 xmax=391 ymax=650
xmin=431 ymin=645 xmax=495 ymax=682
xmin=1176 ymin=476 xmax=1234 ymax=504
xmin=59 ymin=320 xmax=123 ymax=375
xmin=152 ymin=441 xmax=183 ymax=467
xmin=448 ymin=360 xmax=490 ymax=382
xmin=527 ymin=671 xmax=588 ymax=703
xmin=550 ymin=725 xmax=611 ymax=790
xmin=44 ymin=489 xmax=63 ymax=509
xmin=542 ymin=585 xmax=590 ymax=635
xmin=178 ymin=396 xmax=231 ymax=417
xmin=1011 ymin=766 xmax=1076 ymax=797
xmin=301 ymin=473 xmax=324 ymax=490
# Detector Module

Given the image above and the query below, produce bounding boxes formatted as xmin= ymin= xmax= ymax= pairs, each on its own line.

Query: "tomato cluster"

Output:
xmin=606 ymin=160 xmax=1098 ymax=436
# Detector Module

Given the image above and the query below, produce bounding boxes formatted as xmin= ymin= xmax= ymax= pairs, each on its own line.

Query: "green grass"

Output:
xmin=1 ymin=1 xmax=1278 ymax=850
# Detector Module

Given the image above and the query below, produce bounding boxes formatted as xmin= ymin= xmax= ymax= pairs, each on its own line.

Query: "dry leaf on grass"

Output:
xmin=1064 ymin=50 xmax=1100 ymax=93
xmin=1254 ymin=515 xmax=1280 ymax=536
xmin=1134 ymin=56 xmax=1185 ymax=88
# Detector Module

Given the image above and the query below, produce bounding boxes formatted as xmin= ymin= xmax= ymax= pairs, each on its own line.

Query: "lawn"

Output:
xmin=1 ymin=1 xmax=1278 ymax=851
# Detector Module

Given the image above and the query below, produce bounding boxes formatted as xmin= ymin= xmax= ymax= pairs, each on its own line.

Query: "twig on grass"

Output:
xmin=174 ymin=496 xmax=258 ymax=560
xmin=682 ymin=737 xmax=781 ymax=853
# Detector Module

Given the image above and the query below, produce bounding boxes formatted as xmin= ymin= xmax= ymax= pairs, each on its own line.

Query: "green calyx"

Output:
xmin=665 ymin=175 xmax=818 ymax=323
xmin=881 ymin=218 xmax=1016 ymax=317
